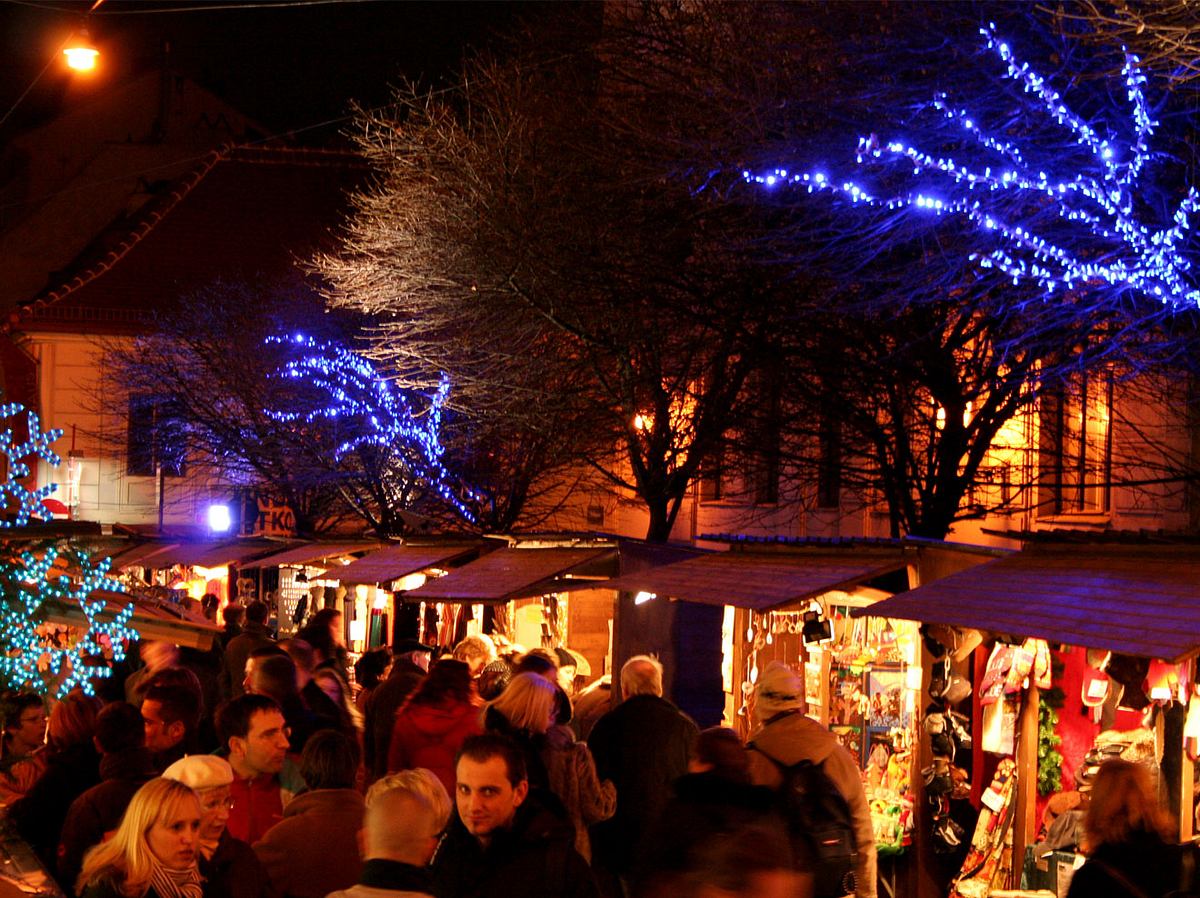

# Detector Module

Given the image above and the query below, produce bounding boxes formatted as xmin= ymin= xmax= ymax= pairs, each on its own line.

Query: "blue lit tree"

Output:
xmin=267 ymin=335 xmax=477 ymax=535
xmin=0 ymin=402 xmax=135 ymax=697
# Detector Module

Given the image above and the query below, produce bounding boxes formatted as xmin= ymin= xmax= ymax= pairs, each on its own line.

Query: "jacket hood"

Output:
xmin=283 ymin=787 xmax=365 ymax=818
xmin=750 ymin=710 xmax=841 ymax=765
xmin=405 ymin=700 xmax=478 ymax=737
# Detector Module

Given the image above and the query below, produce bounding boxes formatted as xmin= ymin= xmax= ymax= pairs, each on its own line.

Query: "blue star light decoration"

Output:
xmin=267 ymin=335 xmax=475 ymax=522
xmin=744 ymin=23 xmax=1200 ymax=308
xmin=0 ymin=402 xmax=135 ymax=697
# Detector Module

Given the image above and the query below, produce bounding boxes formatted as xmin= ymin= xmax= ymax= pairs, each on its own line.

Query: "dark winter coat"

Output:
xmin=639 ymin=771 xmax=782 ymax=879
xmin=430 ymin=794 xmax=599 ymax=898
xmin=57 ymin=747 xmax=158 ymax=896
xmin=79 ymin=878 xmax=162 ymax=898
xmin=364 ymin=660 xmax=425 ymax=780
xmin=586 ymin=693 xmax=698 ymax=875
xmin=253 ymin=788 xmax=365 ymax=898
xmin=10 ymin=740 xmax=102 ymax=870
xmin=386 ymin=698 xmax=481 ymax=798
xmin=220 ymin=622 xmax=275 ymax=701
xmin=203 ymin=830 xmax=275 ymax=898
xmin=1066 ymin=831 xmax=1194 ymax=898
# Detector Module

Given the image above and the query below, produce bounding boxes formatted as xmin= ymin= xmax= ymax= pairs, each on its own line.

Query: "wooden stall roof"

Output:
xmin=851 ymin=545 xmax=1200 ymax=662
xmin=405 ymin=547 xmax=616 ymax=604
xmin=43 ymin=589 xmax=222 ymax=650
xmin=239 ymin=541 xmax=384 ymax=569
xmin=602 ymin=548 xmax=908 ymax=611
xmin=107 ymin=541 xmax=181 ymax=570
xmin=335 ymin=543 xmax=483 ymax=585
xmin=143 ymin=539 xmax=282 ymax=569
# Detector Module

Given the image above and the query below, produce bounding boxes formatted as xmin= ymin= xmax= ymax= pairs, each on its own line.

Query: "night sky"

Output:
xmin=0 ymin=0 xmax=531 ymax=143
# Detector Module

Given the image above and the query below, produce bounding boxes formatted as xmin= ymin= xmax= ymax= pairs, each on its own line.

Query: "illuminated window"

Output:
xmin=1038 ymin=371 xmax=1112 ymax=515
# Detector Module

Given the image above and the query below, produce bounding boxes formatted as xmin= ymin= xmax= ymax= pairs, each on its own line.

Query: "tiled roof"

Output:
xmin=10 ymin=144 xmax=368 ymax=332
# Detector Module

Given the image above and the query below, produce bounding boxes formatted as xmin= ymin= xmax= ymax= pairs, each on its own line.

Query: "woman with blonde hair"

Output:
xmin=483 ymin=671 xmax=615 ymax=862
xmin=1066 ymin=758 xmax=1188 ymax=898
xmin=77 ymin=777 xmax=204 ymax=898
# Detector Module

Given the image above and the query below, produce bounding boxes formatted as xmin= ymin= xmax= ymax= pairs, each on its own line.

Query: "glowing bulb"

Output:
xmin=63 ymin=31 xmax=98 ymax=72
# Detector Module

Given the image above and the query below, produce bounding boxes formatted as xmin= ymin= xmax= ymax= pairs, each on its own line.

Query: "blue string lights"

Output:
xmin=744 ymin=22 xmax=1200 ymax=309
xmin=0 ymin=402 xmax=134 ymax=697
xmin=266 ymin=335 xmax=475 ymax=522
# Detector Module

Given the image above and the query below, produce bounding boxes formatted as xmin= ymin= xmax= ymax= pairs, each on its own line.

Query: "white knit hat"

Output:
xmin=162 ymin=755 xmax=234 ymax=791
xmin=754 ymin=661 xmax=805 ymax=722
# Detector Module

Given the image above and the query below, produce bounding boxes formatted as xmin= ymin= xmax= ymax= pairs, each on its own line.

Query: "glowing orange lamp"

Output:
xmin=63 ymin=29 xmax=98 ymax=72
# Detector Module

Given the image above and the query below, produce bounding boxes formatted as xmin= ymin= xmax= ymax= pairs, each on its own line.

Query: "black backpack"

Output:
xmin=750 ymin=745 xmax=858 ymax=898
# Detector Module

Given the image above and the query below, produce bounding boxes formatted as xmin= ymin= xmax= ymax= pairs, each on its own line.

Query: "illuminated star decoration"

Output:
xmin=267 ymin=335 xmax=475 ymax=522
xmin=0 ymin=547 xmax=135 ymax=698
xmin=744 ymin=22 xmax=1200 ymax=308
xmin=0 ymin=402 xmax=64 ymax=528
xmin=0 ymin=401 xmax=134 ymax=697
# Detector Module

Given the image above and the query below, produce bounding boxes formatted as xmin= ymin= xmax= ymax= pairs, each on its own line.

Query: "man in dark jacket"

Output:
xmin=431 ymin=734 xmax=597 ymax=898
xmin=221 ymin=600 xmax=276 ymax=701
xmin=57 ymin=702 xmax=157 ymax=896
xmin=587 ymin=656 xmax=698 ymax=883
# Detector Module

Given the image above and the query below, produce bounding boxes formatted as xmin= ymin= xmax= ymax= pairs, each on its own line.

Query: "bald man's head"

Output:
xmin=364 ymin=769 xmax=451 ymax=865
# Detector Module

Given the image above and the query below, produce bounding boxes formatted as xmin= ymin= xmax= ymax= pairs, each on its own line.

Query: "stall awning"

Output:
xmin=406 ymin=547 xmax=616 ymax=604
xmin=851 ymin=547 xmax=1200 ymax=662
xmin=335 ymin=543 xmax=483 ymax=584
xmin=142 ymin=539 xmax=283 ymax=569
xmin=43 ymin=590 xmax=222 ymax=650
xmin=107 ymin=542 xmax=181 ymax=570
xmin=239 ymin=541 xmax=384 ymax=570
xmin=602 ymin=549 xmax=909 ymax=611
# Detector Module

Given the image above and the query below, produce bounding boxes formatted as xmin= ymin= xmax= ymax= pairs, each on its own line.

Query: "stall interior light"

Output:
xmin=634 ymin=591 xmax=656 ymax=605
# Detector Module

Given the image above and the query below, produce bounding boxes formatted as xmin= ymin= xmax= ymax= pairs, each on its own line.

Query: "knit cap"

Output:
xmin=754 ymin=661 xmax=805 ymax=722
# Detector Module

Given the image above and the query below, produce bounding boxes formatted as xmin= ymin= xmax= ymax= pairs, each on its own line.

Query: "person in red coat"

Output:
xmin=387 ymin=659 xmax=481 ymax=797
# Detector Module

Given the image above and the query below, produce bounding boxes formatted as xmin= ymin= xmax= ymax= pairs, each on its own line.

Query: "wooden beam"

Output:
xmin=1012 ymin=685 xmax=1040 ymax=888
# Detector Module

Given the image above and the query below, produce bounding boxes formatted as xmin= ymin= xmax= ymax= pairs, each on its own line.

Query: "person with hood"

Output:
xmin=387 ymin=659 xmax=481 ymax=797
xmin=161 ymin=755 xmax=273 ymax=898
xmin=253 ymin=730 xmax=366 ymax=898
xmin=483 ymin=672 xmax=615 ymax=862
xmin=431 ymin=734 xmax=598 ymax=898
xmin=746 ymin=661 xmax=876 ymax=898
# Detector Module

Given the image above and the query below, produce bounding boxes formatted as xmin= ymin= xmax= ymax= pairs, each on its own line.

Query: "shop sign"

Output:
xmin=241 ymin=494 xmax=296 ymax=537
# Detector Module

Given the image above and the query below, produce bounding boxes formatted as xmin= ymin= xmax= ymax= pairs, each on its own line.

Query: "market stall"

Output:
xmin=855 ymin=540 xmax=1200 ymax=898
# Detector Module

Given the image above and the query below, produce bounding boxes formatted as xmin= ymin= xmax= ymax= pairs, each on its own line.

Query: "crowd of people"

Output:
xmin=0 ymin=601 xmax=903 ymax=898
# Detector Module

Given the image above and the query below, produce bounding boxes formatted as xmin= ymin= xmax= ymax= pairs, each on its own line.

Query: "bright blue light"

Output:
xmin=207 ymin=503 xmax=232 ymax=533
xmin=743 ymin=24 xmax=1200 ymax=309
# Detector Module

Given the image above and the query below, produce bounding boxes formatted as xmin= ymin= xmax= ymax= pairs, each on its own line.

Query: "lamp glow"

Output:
xmin=63 ymin=31 xmax=98 ymax=72
xmin=206 ymin=503 xmax=232 ymax=533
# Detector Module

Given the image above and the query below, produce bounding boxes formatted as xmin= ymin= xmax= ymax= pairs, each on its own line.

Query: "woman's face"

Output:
xmin=196 ymin=786 xmax=233 ymax=841
xmin=147 ymin=795 xmax=202 ymax=869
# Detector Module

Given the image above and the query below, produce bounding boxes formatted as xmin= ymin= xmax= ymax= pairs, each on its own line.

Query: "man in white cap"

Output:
xmin=162 ymin=755 xmax=272 ymax=898
xmin=746 ymin=661 xmax=876 ymax=898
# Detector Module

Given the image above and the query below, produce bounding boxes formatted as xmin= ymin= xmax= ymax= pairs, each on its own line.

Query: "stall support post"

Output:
xmin=1178 ymin=714 xmax=1195 ymax=842
xmin=1012 ymin=684 xmax=1040 ymax=887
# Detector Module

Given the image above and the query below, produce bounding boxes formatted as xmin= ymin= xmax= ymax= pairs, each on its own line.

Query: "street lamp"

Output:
xmin=63 ymin=29 xmax=99 ymax=72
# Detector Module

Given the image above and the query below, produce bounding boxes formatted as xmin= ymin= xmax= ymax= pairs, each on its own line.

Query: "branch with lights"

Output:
xmin=266 ymin=334 xmax=476 ymax=522
xmin=744 ymin=22 xmax=1199 ymax=309
xmin=0 ymin=402 xmax=134 ymax=697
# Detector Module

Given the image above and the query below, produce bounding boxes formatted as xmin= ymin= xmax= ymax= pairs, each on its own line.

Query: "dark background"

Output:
xmin=0 ymin=0 xmax=531 ymax=143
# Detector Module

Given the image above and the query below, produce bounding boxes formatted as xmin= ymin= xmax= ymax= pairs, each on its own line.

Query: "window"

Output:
xmin=1037 ymin=371 xmax=1112 ymax=515
xmin=698 ymin=446 xmax=724 ymax=502
xmin=126 ymin=397 xmax=186 ymax=477
xmin=816 ymin=408 xmax=841 ymax=509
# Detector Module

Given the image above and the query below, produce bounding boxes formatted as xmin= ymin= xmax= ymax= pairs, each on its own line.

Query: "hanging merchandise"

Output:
xmin=949 ymin=758 xmax=1018 ymax=898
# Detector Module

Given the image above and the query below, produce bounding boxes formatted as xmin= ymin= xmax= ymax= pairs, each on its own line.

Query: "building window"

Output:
xmin=126 ymin=397 xmax=186 ymax=477
xmin=699 ymin=447 xmax=723 ymax=502
xmin=1038 ymin=371 xmax=1112 ymax=515
xmin=816 ymin=409 xmax=841 ymax=509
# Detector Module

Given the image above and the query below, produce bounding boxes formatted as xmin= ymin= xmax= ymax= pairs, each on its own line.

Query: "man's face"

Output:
xmin=232 ymin=709 xmax=289 ymax=776
xmin=142 ymin=699 xmax=185 ymax=753
xmin=7 ymin=705 xmax=46 ymax=754
xmin=455 ymin=755 xmax=527 ymax=843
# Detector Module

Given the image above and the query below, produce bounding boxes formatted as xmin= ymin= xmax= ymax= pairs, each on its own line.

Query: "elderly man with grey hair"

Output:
xmin=587 ymin=655 xmax=698 ymax=888
xmin=324 ymin=768 xmax=450 ymax=898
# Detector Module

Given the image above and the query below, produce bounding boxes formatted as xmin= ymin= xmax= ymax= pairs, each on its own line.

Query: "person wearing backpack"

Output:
xmin=746 ymin=662 xmax=877 ymax=898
